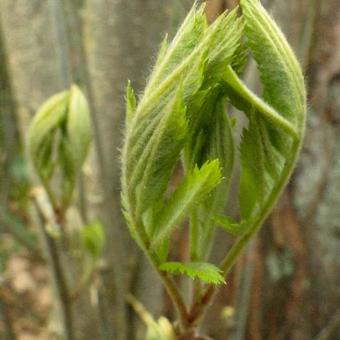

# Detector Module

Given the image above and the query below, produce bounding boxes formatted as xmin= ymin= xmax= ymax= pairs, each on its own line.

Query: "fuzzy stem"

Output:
xmin=222 ymin=66 xmax=298 ymax=138
xmin=145 ymin=250 xmax=190 ymax=332
xmin=132 ymin=219 xmax=190 ymax=332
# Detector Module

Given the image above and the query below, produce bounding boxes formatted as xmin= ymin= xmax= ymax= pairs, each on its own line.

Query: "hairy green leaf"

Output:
xmin=213 ymin=215 xmax=251 ymax=237
xmin=150 ymin=160 xmax=222 ymax=249
xmin=134 ymin=84 xmax=187 ymax=215
xmin=239 ymin=113 xmax=267 ymax=218
xmin=159 ymin=261 xmax=225 ymax=284
xmin=236 ymin=0 xmax=306 ymax=221
xmin=184 ymin=96 xmax=235 ymax=260
xmin=121 ymin=2 xmax=244 ymax=253
xmin=125 ymin=80 xmax=137 ymax=124
xmin=240 ymin=0 xmax=306 ymax=126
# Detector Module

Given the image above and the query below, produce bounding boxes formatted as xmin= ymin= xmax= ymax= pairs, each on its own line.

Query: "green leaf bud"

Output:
xmin=28 ymin=85 xmax=92 ymax=208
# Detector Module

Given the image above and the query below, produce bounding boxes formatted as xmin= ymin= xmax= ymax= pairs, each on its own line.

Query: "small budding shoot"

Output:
xmin=121 ymin=0 xmax=306 ymax=335
xmin=28 ymin=85 xmax=92 ymax=211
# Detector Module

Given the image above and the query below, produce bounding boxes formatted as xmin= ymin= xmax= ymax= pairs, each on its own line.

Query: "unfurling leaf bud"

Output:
xmin=120 ymin=0 xmax=306 ymax=291
xmin=28 ymin=85 xmax=92 ymax=208
xmin=121 ymin=3 xmax=243 ymax=251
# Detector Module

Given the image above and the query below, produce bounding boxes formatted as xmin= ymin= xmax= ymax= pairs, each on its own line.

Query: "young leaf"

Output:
xmin=81 ymin=220 xmax=105 ymax=259
xmin=145 ymin=3 xmax=207 ymax=94
xmin=236 ymin=0 xmax=306 ymax=223
xmin=67 ymin=85 xmax=92 ymax=169
xmin=125 ymin=80 xmax=137 ymax=124
xmin=133 ymin=84 xmax=188 ymax=217
xmin=150 ymin=160 xmax=222 ymax=249
xmin=28 ymin=85 xmax=92 ymax=208
xmin=213 ymin=215 xmax=250 ymax=237
xmin=121 ymin=3 xmax=245 ymax=256
xmin=159 ymin=262 xmax=225 ymax=285
xmin=239 ymin=113 xmax=267 ymax=218
xmin=184 ymin=96 xmax=235 ymax=260
xmin=240 ymin=0 xmax=306 ymax=127
xmin=28 ymin=91 xmax=69 ymax=181
xmin=204 ymin=8 xmax=244 ymax=82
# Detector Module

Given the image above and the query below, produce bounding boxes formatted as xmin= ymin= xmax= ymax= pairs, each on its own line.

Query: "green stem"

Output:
xmin=133 ymin=222 xmax=190 ymax=332
xmin=147 ymin=252 xmax=190 ymax=332
xmin=222 ymin=66 xmax=298 ymax=138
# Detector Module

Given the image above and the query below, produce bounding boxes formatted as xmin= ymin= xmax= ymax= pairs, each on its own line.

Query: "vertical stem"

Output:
xmin=159 ymin=271 xmax=190 ymax=331
xmin=144 ymin=249 xmax=190 ymax=332
xmin=32 ymin=191 xmax=74 ymax=340
xmin=41 ymin=226 xmax=74 ymax=340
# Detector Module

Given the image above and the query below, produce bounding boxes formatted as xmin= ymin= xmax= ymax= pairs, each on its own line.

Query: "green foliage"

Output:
xmin=213 ymin=214 xmax=250 ymax=237
xmin=150 ymin=159 xmax=222 ymax=249
xmin=184 ymin=96 xmax=235 ymax=260
xmin=81 ymin=220 xmax=105 ymax=259
xmin=240 ymin=0 xmax=306 ymax=126
xmin=121 ymin=0 xmax=306 ymax=310
xmin=21 ymin=1 xmax=307 ymax=336
xmin=159 ymin=262 xmax=224 ymax=285
xmin=28 ymin=85 xmax=92 ymax=209
xmin=121 ymin=3 xmax=243 ymax=256
xmin=125 ymin=80 xmax=137 ymax=124
xmin=236 ymin=0 xmax=306 ymax=223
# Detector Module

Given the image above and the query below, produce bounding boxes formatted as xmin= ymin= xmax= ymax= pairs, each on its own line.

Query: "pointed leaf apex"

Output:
xmin=126 ymin=80 xmax=137 ymax=122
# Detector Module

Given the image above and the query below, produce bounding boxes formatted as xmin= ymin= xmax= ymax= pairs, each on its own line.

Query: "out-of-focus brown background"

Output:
xmin=0 ymin=0 xmax=339 ymax=339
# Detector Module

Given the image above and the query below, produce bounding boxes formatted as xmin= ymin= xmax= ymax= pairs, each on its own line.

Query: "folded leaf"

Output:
xmin=121 ymin=3 xmax=244 ymax=249
xmin=239 ymin=113 xmax=267 ymax=218
xmin=130 ymin=84 xmax=188 ymax=218
xmin=237 ymin=0 xmax=306 ymax=222
xmin=125 ymin=81 xmax=137 ymax=124
xmin=28 ymin=85 xmax=92 ymax=208
xmin=213 ymin=215 xmax=251 ymax=237
xmin=28 ymin=91 xmax=69 ymax=182
xmin=184 ymin=96 xmax=235 ymax=260
xmin=150 ymin=160 xmax=222 ymax=248
xmin=240 ymin=0 xmax=306 ymax=127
